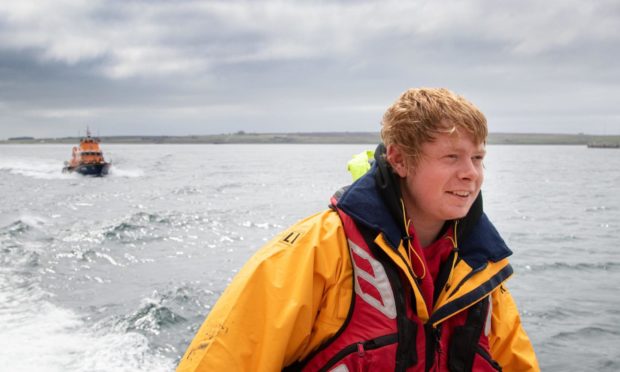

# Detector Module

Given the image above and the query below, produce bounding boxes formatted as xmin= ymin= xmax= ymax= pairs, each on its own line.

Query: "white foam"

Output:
xmin=107 ymin=166 xmax=144 ymax=178
xmin=0 ymin=157 xmax=75 ymax=180
xmin=0 ymin=271 xmax=174 ymax=372
xmin=0 ymin=156 xmax=143 ymax=180
xmin=18 ymin=214 xmax=48 ymax=228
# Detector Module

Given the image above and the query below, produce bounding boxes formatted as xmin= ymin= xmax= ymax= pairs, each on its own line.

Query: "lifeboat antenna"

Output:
xmin=86 ymin=126 xmax=91 ymax=138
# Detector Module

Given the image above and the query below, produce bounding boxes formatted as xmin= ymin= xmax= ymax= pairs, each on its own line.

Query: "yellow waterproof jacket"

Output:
xmin=178 ymin=155 xmax=539 ymax=371
xmin=177 ymin=211 xmax=538 ymax=371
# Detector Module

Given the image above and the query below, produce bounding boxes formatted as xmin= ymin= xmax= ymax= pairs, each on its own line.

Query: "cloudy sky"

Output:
xmin=1 ymin=0 xmax=618 ymax=139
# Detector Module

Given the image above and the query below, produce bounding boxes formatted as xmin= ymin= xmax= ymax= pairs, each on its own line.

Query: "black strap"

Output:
xmin=447 ymin=298 xmax=490 ymax=372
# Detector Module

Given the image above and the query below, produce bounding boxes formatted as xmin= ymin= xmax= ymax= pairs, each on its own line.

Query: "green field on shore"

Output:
xmin=3 ymin=132 xmax=620 ymax=145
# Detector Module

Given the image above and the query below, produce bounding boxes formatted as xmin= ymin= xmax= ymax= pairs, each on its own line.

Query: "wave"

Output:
xmin=215 ymin=182 xmax=246 ymax=193
xmin=110 ymin=285 xmax=219 ymax=338
xmin=553 ymin=326 xmax=620 ymax=340
xmin=132 ymin=212 xmax=172 ymax=225
xmin=122 ymin=296 xmax=187 ymax=335
xmin=0 ymin=246 xmax=40 ymax=268
xmin=107 ymin=166 xmax=144 ymax=178
xmin=0 ymin=217 xmax=50 ymax=268
xmin=530 ymin=307 xmax=575 ymax=320
xmin=0 ymin=155 xmax=146 ymax=180
xmin=58 ymin=211 xmax=177 ymax=246
xmin=0 ymin=270 xmax=174 ymax=372
xmin=239 ymin=220 xmax=282 ymax=229
xmin=104 ymin=221 xmax=145 ymax=235
xmin=519 ymin=261 xmax=620 ymax=272
xmin=0 ymin=216 xmax=48 ymax=236
xmin=102 ymin=212 xmax=174 ymax=244
xmin=585 ymin=205 xmax=616 ymax=212
xmin=0 ymin=157 xmax=75 ymax=180
xmin=0 ymin=220 xmax=33 ymax=236
xmin=172 ymin=186 xmax=202 ymax=195
xmin=105 ymin=287 xmax=201 ymax=349
xmin=58 ymin=210 xmax=206 ymax=249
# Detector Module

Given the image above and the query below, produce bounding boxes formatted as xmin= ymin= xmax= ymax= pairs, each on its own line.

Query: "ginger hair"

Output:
xmin=381 ymin=88 xmax=488 ymax=167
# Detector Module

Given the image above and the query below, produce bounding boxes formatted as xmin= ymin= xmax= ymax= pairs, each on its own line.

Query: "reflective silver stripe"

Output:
xmin=349 ymin=239 xmax=397 ymax=319
xmin=329 ymin=364 xmax=349 ymax=372
xmin=484 ymin=296 xmax=492 ymax=337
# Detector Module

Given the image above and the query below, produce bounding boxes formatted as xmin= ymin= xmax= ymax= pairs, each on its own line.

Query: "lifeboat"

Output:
xmin=62 ymin=128 xmax=111 ymax=176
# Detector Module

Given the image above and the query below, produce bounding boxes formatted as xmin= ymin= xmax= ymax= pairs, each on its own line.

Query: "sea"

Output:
xmin=0 ymin=143 xmax=618 ymax=372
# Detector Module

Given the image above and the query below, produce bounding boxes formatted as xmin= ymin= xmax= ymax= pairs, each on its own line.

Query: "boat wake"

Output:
xmin=0 ymin=157 xmax=76 ymax=180
xmin=107 ymin=166 xmax=144 ymax=178
xmin=0 ymin=157 xmax=144 ymax=180
xmin=0 ymin=260 xmax=174 ymax=372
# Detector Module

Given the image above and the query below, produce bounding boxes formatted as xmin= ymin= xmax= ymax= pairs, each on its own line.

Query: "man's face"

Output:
xmin=392 ymin=130 xmax=486 ymax=229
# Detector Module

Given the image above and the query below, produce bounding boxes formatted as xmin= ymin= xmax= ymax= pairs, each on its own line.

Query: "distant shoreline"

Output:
xmin=2 ymin=132 xmax=620 ymax=146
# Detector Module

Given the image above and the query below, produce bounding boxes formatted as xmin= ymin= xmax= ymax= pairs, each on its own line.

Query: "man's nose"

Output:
xmin=457 ymin=158 xmax=481 ymax=181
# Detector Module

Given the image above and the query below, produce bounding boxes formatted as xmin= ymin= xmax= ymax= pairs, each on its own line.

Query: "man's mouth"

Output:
xmin=448 ymin=191 xmax=471 ymax=197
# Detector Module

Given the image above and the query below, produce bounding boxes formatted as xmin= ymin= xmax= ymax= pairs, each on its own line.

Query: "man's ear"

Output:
xmin=386 ymin=145 xmax=407 ymax=178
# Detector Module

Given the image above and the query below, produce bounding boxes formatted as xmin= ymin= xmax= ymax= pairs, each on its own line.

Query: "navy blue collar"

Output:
xmin=335 ymin=161 xmax=512 ymax=269
xmin=337 ymin=162 xmax=403 ymax=249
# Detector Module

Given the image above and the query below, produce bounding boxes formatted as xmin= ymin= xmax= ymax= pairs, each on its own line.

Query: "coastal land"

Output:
xmin=3 ymin=132 xmax=620 ymax=146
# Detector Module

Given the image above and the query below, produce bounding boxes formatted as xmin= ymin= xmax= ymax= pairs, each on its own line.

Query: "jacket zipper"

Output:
xmin=433 ymin=325 xmax=443 ymax=371
xmin=424 ymin=323 xmax=444 ymax=372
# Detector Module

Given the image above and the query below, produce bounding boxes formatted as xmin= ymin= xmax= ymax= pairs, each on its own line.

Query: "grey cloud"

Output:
xmin=0 ymin=0 xmax=619 ymax=138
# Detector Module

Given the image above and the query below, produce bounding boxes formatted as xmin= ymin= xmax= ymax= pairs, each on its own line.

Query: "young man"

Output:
xmin=178 ymin=88 xmax=539 ymax=371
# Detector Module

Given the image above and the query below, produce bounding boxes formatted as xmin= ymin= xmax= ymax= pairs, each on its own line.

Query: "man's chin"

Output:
xmin=448 ymin=206 xmax=472 ymax=220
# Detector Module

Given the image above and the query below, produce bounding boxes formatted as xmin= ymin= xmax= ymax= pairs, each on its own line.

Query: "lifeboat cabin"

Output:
xmin=63 ymin=129 xmax=111 ymax=176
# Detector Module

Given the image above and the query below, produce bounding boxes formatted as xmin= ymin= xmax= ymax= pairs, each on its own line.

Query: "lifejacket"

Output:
xmin=285 ymin=203 xmax=501 ymax=372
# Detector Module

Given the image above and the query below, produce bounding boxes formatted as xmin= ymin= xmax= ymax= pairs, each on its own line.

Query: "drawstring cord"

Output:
xmin=445 ymin=221 xmax=460 ymax=288
xmin=400 ymin=198 xmax=426 ymax=280
xmin=400 ymin=199 xmax=461 ymax=286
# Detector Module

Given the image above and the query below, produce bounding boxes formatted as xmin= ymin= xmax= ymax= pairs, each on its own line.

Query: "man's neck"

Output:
xmin=407 ymin=211 xmax=445 ymax=248
xmin=400 ymin=185 xmax=446 ymax=248
xmin=412 ymin=220 xmax=444 ymax=248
